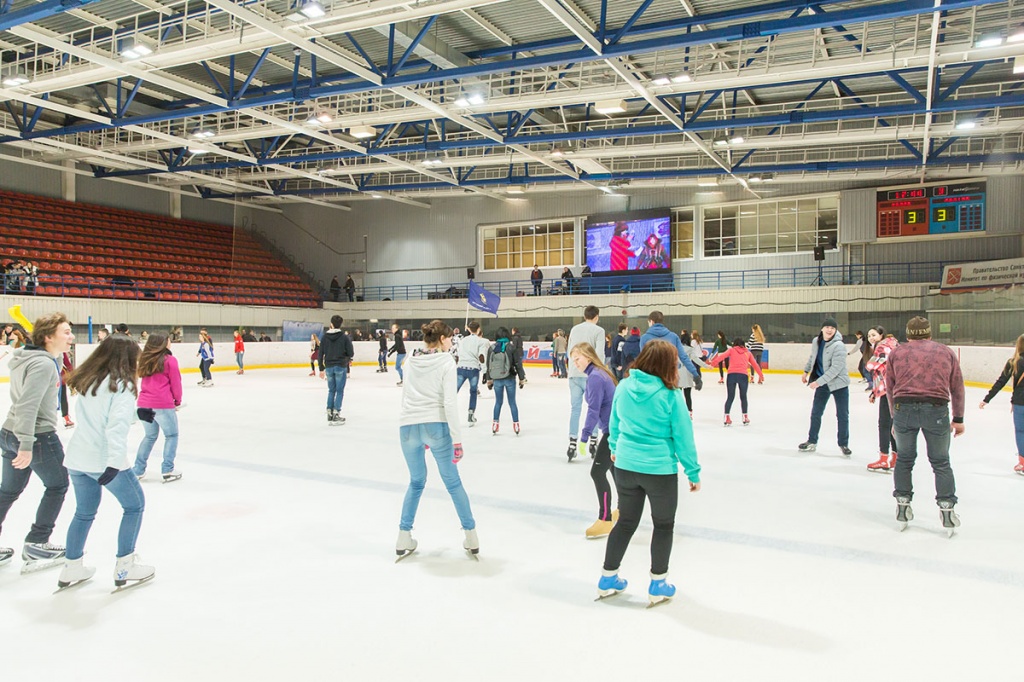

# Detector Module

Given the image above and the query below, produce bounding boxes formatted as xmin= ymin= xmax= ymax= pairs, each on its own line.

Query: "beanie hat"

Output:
xmin=630 ymin=327 xmax=641 ymax=336
xmin=906 ymin=316 xmax=931 ymax=340
xmin=821 ymin=317 xmax=838 ymax=329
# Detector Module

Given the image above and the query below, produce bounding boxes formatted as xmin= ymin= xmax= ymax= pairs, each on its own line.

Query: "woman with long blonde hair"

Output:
xmin=570 ymin=342 xmax=618 ymax=537
xmin=980 ymin=334 xmax=1024 ymax=475
xmin=746 ymin=324 xmax=765 ymax=380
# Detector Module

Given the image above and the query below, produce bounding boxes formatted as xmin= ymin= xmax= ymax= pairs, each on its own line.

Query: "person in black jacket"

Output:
xmin=510 ymin=327 xmax=524 ymax=368
xmin=486 ymin=327 xmax=527 ymax=434
xmin=979 ymin=333 xmax=1024 ymax=475
xmin=376 ymin=330 xmax=388 ymax=373
xmin=610 ymin=323 xmax=627 ymax=380
xmin=329 ymin=276 xmax=341 ymax=302
xmin=318 ymin=315 xmax=354 ymax=425
xmin=388 ymin=323 xmax=407 ymax=386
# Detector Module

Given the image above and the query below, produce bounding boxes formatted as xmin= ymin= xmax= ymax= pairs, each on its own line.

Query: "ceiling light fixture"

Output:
xmin=729 ymin=134 xmax=745 ymax=144
xmin=713 ymin=138 xmax=729 ymax=147
xmin=120 ymin=35 xmax=155 ymax=60
xmin=187 ymin=147 xmax=209 ymax=155
xmin=421 ymin=156 xmax=445 ymax=167
xmin=670 ymin=72 xmax=692 ymax=83
xmin=651 ymin=75 xmax=672 ymax=86
xmin=306 ymin=111 xmax=333 ymax=126
xmin=975 ymin=33 xmax=1003 ymax=48
xmin=190 ymin=127 xmax=215 ymax=139
xmin=696 ymin=177 xmax=719 ymax=187
xmin=467 ymin=92 xmax=486 ymax=106
xmin=1 ymin=67 xmax=30 ymax=87
xmin=1009 ymin=25 xmax=1024 ymax=43
xmin=954 ymin=119 xmax=977 ymax=130
xmin=748 ymin=174 xmax=763 ymax=183
xmin=1013 ymin=56 xmax=1024 ymax=74
xmin=506 ymin=185 xmax=527 ymax=195
xmin=595 ymin=99 xmax=627 ymax=115
xmin=349 ymin=125 xmax=377 ymax=139
xmin=298 ymin=0 xmax=325 ymax=18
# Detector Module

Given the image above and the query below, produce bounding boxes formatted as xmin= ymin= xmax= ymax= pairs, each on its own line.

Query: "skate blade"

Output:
xmin=394 ymin=549 xmax=416 ymax=563
xmin=585 ymin=534 xmax=610 ymax=540
xmin=53 ymin=578 xmax=91 ymax=594
xmin=161 ymin=477 xmax=182 ymax=484
xmin=946 ymin=529 xmax=957 ymax=538
xmin=897 ymin=521 xmax=909 ymax=532
xmin=646 ymin=596 xmax=672 ymax=609
xmin=594 ymin=590 xmax=623 ymax=602
xmin=465 ymin=549 xmax=480 ymax=561
xmin=111 ymin=573 xmax=155 ymax=594
xmin=21 ymin=559 xmax=65 ymax=574
xmin=867 ymin=468 xmax=892 ymax=474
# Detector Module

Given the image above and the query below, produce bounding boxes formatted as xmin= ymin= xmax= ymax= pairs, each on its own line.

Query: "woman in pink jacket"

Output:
xmin=707 ymin=337 xmax=764 ymax=426
xmin=865 ymin=326 xmax=899 ymax=473
xmin=132 ymin=334 xmax=183 ymax=483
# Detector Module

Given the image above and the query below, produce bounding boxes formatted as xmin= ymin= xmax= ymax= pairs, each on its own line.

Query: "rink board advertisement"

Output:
xmin=940 ymin=257 xmax=1024 ymax=290
xmin=283 ymin=320 xmax=326 ymax=342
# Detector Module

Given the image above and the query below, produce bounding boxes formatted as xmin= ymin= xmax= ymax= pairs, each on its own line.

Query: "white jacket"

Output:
xmin=65 ymin=381 xmax=137 ymax=473
xmin=399 ymin=351 xmax=463 ymax=443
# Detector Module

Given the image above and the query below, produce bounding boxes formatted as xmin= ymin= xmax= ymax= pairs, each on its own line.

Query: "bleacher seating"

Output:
xmin=0 ymin=190 xmax=319 ymax=308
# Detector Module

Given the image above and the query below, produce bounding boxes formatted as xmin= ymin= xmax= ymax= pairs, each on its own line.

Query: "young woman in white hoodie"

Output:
xmin=57 ymin=335 xmax=154 ymax=591
xmin=395 ymin=320 xmax=478 ymax=561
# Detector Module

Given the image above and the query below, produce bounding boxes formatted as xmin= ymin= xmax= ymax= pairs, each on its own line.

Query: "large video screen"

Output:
xmin=584 ymin=210 xmax=673 ymax=274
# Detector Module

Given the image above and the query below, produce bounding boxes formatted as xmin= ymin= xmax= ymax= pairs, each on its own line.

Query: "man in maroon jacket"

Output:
xmin=886 ymin=316 xmax=965 ymax=536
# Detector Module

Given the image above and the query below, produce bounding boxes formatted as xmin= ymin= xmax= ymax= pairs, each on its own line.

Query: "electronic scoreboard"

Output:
xmin=875 ymin=180 xmax=985 ymax=238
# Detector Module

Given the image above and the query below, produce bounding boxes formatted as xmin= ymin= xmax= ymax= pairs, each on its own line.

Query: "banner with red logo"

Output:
xmin=940 ymin=257 xmax=1024 ymax=291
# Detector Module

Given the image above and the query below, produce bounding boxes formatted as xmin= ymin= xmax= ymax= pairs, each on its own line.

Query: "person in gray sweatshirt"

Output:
xmin=0 ymin=312 xmax=75 ymax=571
xmin=566 ymin=306 xmax=605 ymax=459
xmin=798 ymin=317 xmax=852 ymax=455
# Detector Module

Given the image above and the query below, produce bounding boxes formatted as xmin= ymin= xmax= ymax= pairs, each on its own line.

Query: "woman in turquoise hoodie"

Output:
xmin=597 ymin=340 xmax=701 ymax=607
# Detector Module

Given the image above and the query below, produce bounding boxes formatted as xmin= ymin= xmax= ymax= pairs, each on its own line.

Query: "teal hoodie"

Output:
xmin=608 ymin=369 xmax=700 ymax=482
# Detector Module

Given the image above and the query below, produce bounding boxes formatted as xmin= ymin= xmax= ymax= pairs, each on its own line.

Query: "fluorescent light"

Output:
xmin=299 ymin=0 xmax=325 ymax=18
xmin=1 ymin=68 xmax=29 ymax=87
xmin=454 ymin=96 xmax=470 ymax=107
xmin=349 ymin=125 xmax=377 ymax=139
xmin=1014 ymin=56 xmax=1024 ymax=74
xmin=307 ymin=111 xmax=332 ymax=126
xmin=467 ymin=92 xmax=486 ymax=105
xmin=807 ymin=6 xmax=816 ymax=14
xmin=1010 ymin=27 xmax=1024 ymax=43
xmin=190 ymin=128 xmax=215 ymax=139
xmin=317 ymin=112 xmax=332 ymax=123
xmin=651 ymin=75 xmax=672 ymax=86
xmin=187 ymin=147 xmax=209 ymax=155
xmin=713 ymin=138 xmax=729 ymax=147
xmin=369 ymin=192 xmax=383 ymax=199
xmin=955 ymin=120 xmax=977 ymax=130
xmin=975 ymin=34 xmax=1003 ymax=48
xmin=421 ymin=156 xmax=444 ymax=167
xmin=670 ymin=73 xmax=692 ymax=83
xmin=506 ymin=185 xmax=526 ymax=195
xmin=697 ymin=177 xmax=719 ymax=187
xmin=729 ymin=135 xmax=745 ymax=144
xmin=595 ymin=99 xmax=626 ymax=114
xmin=749 ymin=175 xmax=763 ymax=183
xmin=120 ymin=36 xmax=155 ymax=60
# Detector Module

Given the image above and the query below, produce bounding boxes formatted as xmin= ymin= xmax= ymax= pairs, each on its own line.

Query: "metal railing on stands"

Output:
xmin=357 ymin=261 xmax=948 ymax=302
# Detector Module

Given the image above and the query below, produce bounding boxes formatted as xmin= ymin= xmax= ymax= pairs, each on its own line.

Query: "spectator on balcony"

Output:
xmin=530 ymin=266 xmax=543 ymax=296
xmin=344 ymin=275 xmax=356 ymax=303
xmin=259 ymin=332 xmax=272 ymax=342
xmin=22 ymin=261 xmax=38 ymax=295
xmin=241 ymin=329 xmax=256 ymax=343
xmin=4 ymin=260 xmax=22 ymax=294
xmin=329 ymin=276 xmax=341 ymax=302
xmin=561 ymin=267 xmax=577 ymax=295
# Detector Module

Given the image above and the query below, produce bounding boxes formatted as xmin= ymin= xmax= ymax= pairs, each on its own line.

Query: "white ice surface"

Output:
xmin=1 ymin=365 xmax=1021 ymax=680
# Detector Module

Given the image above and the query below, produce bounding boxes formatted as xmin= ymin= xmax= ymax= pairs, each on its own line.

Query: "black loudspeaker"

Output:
xmin=813 ymin=246 xmax=825 ymax=261
xmin=467 ymin=267 xmax=476 ymax=279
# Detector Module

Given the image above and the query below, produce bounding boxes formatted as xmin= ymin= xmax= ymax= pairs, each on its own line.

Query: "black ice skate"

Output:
xmin=22 ymin=542 xmax=65 ymax=574
xmin=895 ymin=496 xmax=914 ymax=532
xmin=567 ymin=437 xmax=578 ymax=463
xmin=938 ymin=500 xmax=960 ymax=538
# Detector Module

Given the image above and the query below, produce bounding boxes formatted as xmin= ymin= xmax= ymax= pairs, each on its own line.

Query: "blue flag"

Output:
xmin=468 ymin=280 xmax=500 ymax=316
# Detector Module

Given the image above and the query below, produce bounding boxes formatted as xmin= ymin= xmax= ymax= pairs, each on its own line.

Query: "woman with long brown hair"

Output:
xmin=980 ymin=334 xmax=1024 ymax=475
xmin=133 ymin=334 xmax=183 ymax=482
xmin=196 ymin=330 xmax=214 ymax=387
xmin=58 ymin=335 xmax=154 ymax=591
xmin=569 ymin=342 xmax=618 ymax=537
xmin=597 ymin=340 xmax=701 ymax=608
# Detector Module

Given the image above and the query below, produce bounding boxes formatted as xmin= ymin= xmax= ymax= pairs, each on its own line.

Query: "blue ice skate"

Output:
xmin=595 ymin=571 xmax=627 ymax=601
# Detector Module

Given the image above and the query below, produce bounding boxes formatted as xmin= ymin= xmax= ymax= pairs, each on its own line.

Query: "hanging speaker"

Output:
xmin=467 ymin=267 xmax=476 ymax=279
xmin=813 ymin=246 xmax=825 ymax=261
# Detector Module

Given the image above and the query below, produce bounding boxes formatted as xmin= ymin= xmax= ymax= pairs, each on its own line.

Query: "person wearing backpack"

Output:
xmin=486 ymin=327 xmax=526 ymax=435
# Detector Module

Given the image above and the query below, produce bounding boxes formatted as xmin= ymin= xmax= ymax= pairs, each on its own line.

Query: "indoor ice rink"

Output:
xmin=1 ymin=360 xmax=1020 ymax=680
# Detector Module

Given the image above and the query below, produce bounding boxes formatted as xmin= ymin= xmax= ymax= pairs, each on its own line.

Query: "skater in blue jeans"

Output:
xmin=798 ymin=317 xmax=851 ymax=455
xmin=395 ymin=320 xmax=477 ymax=560
xmin=59 ymin=335 xmax=154 ymax=590
xmin=389 ymin=323 xmax=407 ymax=386
xmin=486 ymin=327 xmax=526 ymax=435
xmin=134 ymin=334 xmax=183 ymax=482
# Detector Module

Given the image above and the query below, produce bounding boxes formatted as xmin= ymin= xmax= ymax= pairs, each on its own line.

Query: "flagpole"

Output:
xmin=464 ymin=281 xmax=470 ymax=330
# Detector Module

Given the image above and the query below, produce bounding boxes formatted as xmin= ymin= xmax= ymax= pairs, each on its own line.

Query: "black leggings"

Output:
xmin=878 ymin=396 xmax=898 ymax=454
xmin=590 ymin=433 xmax=614 ymax=521
xmin=682 ymin=387 xmax=692 ymax=412
xmin=59 ymin=384 xmax=69 ymax=418
xmin=717 ymin=357 xmax=729 ymax=378
xmin=603 ymin=469 xmax=678 ymax=575
xmin=725 ymin=373 xmax=749 ymax=414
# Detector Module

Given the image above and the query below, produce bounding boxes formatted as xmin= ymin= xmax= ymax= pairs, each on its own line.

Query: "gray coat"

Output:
xmin=679 ymin=344 xmax=710 ymax=390
xmin=803 ymin=331 xmax=850 ymax=392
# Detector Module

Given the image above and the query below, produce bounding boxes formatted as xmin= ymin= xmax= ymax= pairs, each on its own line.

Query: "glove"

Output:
xmin=519 ymin=379 xmax=526 ymax=389
xmin=693 ymin=373 xmax=703 ymax=391
xmin=588 ymin=435 xmax=599 ymax=458
xmin=487 ymin=381 xmax=494 ymax=391
xmin=453 ymin=444 xmax=464 ymax=464
xmin=98 ymin=467 xmax=119 ymax=486
xmin=137 ymin=407 xmax=156 ymax=423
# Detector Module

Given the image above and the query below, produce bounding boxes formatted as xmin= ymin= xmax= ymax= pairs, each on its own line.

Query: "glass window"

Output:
xmin=701 ymin=193 xmax=839 ymax=257
xmin=480 ymin=218 xmax=578 ymax=271
xmin=672 ymin=208 xmax=694 ymax=260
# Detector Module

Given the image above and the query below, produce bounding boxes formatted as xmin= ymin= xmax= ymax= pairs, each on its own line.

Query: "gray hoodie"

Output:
xmin=3 ymin=345 xmax=60 ymax=450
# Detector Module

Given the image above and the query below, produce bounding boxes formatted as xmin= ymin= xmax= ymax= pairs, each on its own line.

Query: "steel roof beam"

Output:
xmin=0 ymin=0 xmax=103 ymax=32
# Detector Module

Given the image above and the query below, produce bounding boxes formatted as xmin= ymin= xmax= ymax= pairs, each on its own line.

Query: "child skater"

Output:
xmin=486 ymin=327 xmax=527 ymax=434
xmin=570 ymin=342 xmax=618 ymax=538
xmin=865 ymin=326 xmax=899 ymax=472
xmin=597 ymin=340 xmax=701 ymax=607
xmin=309 ymin=334 xmax=320 ymax=376
xmin=233 ymin=330 xmax=245 ymax=375
xmin=394 ymin=320 xmax=478 ymax=561
xmin=979 ymin=333 xmax=1024 ymax=475
xmin=707 ymin=337 xmax=764 ymax=426
xmin=196 ymin=331 xmax=214 ymax=387
xmin=133 ymin=334 xmax=183 ymax=483
xmin=58 ymin=335 xmax=154 ymax=591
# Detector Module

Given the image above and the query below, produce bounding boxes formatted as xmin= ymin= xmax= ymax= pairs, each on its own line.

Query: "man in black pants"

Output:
xmin=0 ymin=312 xmax=75 ymax=571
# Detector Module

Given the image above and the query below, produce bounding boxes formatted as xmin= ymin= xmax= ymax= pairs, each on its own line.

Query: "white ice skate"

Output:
xmin=939 ymin=501 xmax=960 ymax=538
xmin=55 ymin=558 xmax=96 ymax=592
xmin=395 ymin=530 xmax=417 ymax=562
xmin=0 ymin=546 xmax=13 ymax=566
xmin=895 ymin=497 xmax=914 ymax=532
xmin=112 ymin=553 xmax=155 ymax=593
xmin=161 ymin=471 xmax=182 ymax=484
xmin=22 ymin=542 xmax=65 ymax=574
xmin=463 ymin=528 xmax=479 ymax=561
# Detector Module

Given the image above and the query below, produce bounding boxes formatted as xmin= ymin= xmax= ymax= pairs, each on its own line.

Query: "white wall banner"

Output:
xmin=940 ymin=257 xmax=1024 ymax=290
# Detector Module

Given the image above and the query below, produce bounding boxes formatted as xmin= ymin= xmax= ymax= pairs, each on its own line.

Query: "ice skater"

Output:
xmin=566 ymin=306 xmax=605 ymax=460
xmin=887 ymin=317 xmax=965 ymax=536
xmin=707 ymin=337 xmax=762 ymax=425
xmin=309 ymin=333 xmax=320 ymax=376
xmin=486 ymin=326 xmax=526 ymax=435
xmin=865 ymin=327 xmax=899 ymax=472
xmin=0 ymin=312 xmax=73 ymax=572
xmin=798 ymin=317 xmax=851 ymax=455
xmin=711 ymin=331 xmax=729 ymax=384
xmin=196 ymin=331 xmax=214 ymax=387
xmin=376 ymin=330 xmax=388 ymax=373
xmin=233 ymin=330 xmax=245 ymax=375
xmin=59 ymin=334 xmax=154 ymax=591
xmin=569 ymin=342 xmax=618 ymax=538
xmin=395 ymin=320 xmax=477 ymax=561
xmin=318 ymin=315 xmax=354 ymax=426
xmin=979 ymin=333 xmax=1024 ymax=476
xmin=746 ymin=324 xmax=765 ymax=381
xmin=596 ymin=341 xmax=701 ymax=607
xmin=133 ymin=334 xmax=183 ymax=482
xmin=455 ymin=322 xmax=489 ymax=426
xmin=388 ymin=323 xmax=407 ymax=386
xmin=678 ymin=332 xmax=712 ymax=418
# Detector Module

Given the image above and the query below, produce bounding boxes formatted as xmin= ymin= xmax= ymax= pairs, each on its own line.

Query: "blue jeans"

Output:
xmin=398 ymin=423 xmax=475 ymax=532
xmin=892 ymin=401 xmax=956 ymax=504
xmin=492 ymin=377 xmax=519 ymax=421
xmin=1013 ymin=404 xmax=1024 ymax=457
xmin=235 ymin=351 xmax=244 ymax=369
xmin=134 ymin=408 xmax=179 ymax=475
xmin=199 ymin=359 xmax=213 ymax=381
xmin=807 ymin=385 xmax=849 ymax=446
xmin=378 ymin=350 xmax=387 ymax=370
xmin=456 ymin=368 xmax=480 ymax=412
xmin=395 ymin=353 xmax=406 ymax=380
xmin=557 ymin=353 xmax=568 ymax=377
xmin=325 ymin=365 xmax=348 ymax=411
xmin=0 ymin=429 xmax=68 ymax=543
xmin=66 ymin=469 xmax=145 ymax=560
xmin=568 ymin=376 xmax=587 ymax=438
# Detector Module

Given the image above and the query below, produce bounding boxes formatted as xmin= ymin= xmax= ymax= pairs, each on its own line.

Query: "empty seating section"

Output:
xmin=0 ymin=190 xmax=319 ymax=308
